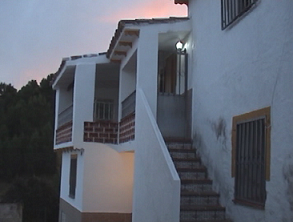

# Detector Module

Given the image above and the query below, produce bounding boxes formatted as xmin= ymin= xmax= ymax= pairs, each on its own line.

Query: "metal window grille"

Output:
xmin=234 ymin=117 xmax=266 ymax=207
xmin=69 ymin=155 xmax=77 ymax=198
xmin=221 ymin=0 xmax=258 ymax=30
xmin=121 ymin=91 xmax=136 ymax=118
xmin=58 ymin=104 xmax=73 ymax=127
xmin=94 ymin=100 xmax=114 ymax=121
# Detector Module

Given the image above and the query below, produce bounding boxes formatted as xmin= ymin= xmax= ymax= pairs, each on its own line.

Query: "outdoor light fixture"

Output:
xmin=175 ymin=40 xmax=187 ymax=95
xmin=175 ymin=40 xmax=184 ymax=52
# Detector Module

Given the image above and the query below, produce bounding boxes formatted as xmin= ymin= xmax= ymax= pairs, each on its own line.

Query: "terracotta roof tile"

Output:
xmin=174 ymin=0 xmax=188 ymax=5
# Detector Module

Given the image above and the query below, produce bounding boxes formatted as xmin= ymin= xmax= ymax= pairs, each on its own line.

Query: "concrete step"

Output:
xmin=166 ymin=140 xmax=231 ymax=222
xmin=167 ymin=143 xmax=193 ymax=150
xmin=180 ymin=205 xmax=226 ymax=221
xmin=174 ymin=158 xmax=202 ymax=169
xmin=178 ymin=167 xmax=207 ymax=180
xmin=181 ymin=179 xmax=213 ymax=193
xmin=169 ymin=148 xmax=197 ymax=159
xmin=181 ymin=191 xmax=220 ymax=206
xmin=164 ymin=137 xmax=192 ymax=144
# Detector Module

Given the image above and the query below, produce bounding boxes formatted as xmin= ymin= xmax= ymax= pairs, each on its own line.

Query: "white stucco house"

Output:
xmin=52 ymin=0 xmax=293 ymax=222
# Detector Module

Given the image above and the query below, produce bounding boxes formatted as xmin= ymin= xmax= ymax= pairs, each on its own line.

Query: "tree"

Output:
xmin=0 ymin=74 xmax=56 ymax=179
xmin=0 ymin=74 xmax=59 ymax=222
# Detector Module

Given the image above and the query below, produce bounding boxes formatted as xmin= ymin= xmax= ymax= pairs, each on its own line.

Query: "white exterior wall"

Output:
xmin=54 ymin=89 xmax=60 ymax=145
xmin=60 ymin=151 xmax=85 ymax=211
xmin=119 ymin=67 xmax=137 ymax=122
xmin=136 ymin=29 xmax=159 ymax=116
xmin=131 ymin=21 xmax=191 ymax=221
xmin=188 ymin=0 xmax=293 ymax=221
xmin=118 ymin=40 xmax=138 ymax=121
xmin=72 ymin=63 xmax=96 ymax=148
xmin=55 ymin=55 xmax=135 ymax=214
xmin=132 ymin=89 xmax=180 ymax=222
xmin=82 ymin=143 xmax=134 ymax=213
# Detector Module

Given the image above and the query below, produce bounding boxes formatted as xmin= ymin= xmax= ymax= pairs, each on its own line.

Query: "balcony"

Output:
xmin=82 ymin=91 xmax=136 ymax=144
xmin=84 ymin=121 xmax=118 ymax=144
xmin=121 ymin=90 xmax=136 ymax=118
xmin=56 ymin=105 xmax=73 ymax=145
xmin=58 ymin=104 xmax=73 ymax=128
xmin=56 ymin=121 xmax=73 ymax=145
xmin=120 ymin=91 xmax=136 ymax=143
xmin=119 ymin=113 xmax=135 ymax=143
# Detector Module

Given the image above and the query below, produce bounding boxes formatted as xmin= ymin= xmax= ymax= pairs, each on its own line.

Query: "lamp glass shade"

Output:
xmin=176 ymin=41 xmax=183 ymax=50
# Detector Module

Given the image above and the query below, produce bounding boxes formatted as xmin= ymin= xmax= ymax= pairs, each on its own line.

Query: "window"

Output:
xmin=221 ymin=0 xmax=258 ymax=30
xmin=69 ymin=154 xmax=77 ymax=198
xmin=94 ymin=100 xmax=114 ymax=121
xmin=61 ymin=212 xmax=67 ymax=222
xmin=231 ymin=107 xmax=271 ymax=209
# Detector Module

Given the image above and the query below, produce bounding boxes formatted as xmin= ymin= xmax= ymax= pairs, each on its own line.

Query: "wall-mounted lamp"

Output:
xmin=176 ymin=41 xmax=184 ymax=51
xmin=175 ymin=40 xmax=187 ymax=95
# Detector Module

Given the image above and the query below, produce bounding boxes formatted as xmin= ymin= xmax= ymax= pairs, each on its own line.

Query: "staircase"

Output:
xmin=166 ymin=139 xmax=232 ymax=222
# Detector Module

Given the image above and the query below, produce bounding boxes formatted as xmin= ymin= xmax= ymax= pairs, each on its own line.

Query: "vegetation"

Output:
xmin=0 ymin=74 xmax=59 ymax=222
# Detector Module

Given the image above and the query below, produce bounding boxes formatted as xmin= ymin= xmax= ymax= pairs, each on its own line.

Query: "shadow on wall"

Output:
xmin=193 ymin=119 xmax=232 ymax=205
xmin=211 ymin=117 xmax=228 ymax=152
xmin=193 ymin=130 xmax=203 ymax=150
xmin=283 ymin=155 xmax=293 ymax=220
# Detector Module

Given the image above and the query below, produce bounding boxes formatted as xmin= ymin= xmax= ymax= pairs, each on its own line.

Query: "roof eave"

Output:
xmin=174 ymin=0 xmax=188 ymax=5
xmin=51 ymin=53 xmax=102 ymax=88
xmin=106 ymin=17 xmax=190 ymax=62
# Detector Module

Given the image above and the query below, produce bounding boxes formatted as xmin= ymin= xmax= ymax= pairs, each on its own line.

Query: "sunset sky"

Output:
xmin=0 ymin=0 xmax=187 ymax=89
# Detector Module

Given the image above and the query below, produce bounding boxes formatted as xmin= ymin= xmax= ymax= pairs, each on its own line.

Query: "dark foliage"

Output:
xmin=0 ymin=74 xmax=56 ymax=179
xmin=2 ymin=176 xmax=59 ymax=222
xmin=0 ymin=74 xmax=59 ymax=222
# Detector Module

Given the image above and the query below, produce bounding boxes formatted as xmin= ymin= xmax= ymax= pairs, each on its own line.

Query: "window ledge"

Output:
xmin=233 ymin=199 xmax=265 ymax=210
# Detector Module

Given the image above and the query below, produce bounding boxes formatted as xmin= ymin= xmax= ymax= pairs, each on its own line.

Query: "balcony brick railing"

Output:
xmin=56 ymin=121 xmax=73 ymax=145
xmin=84 ymin=121 xmax=118 ymax=144
xmin=119 ymin=113 xmax=135 ymax=143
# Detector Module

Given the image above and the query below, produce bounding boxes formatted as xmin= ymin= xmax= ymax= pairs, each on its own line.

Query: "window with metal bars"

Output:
xmin=232 ymin=107 xmax=271 ymax=209
xmin=94 ymin=100 xmax=114 ymax=121
xmin=221 ymin=0 xmax=258 ymax=30
xmin=69 ymin=154 xmax=77 ymax=198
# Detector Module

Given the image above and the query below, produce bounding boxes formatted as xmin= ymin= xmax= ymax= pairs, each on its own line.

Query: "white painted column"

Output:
xmin=72 ymin=63 xmax=96 ymax=148
xmin=136 ymin=29 xmax=158 ymax=117
xmin=119 ymin=67 xmax=137 ymax=121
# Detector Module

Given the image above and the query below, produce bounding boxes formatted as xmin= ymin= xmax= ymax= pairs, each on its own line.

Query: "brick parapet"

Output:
xmin=119 ymin=113 xmax=135 ymax=143
xmin=84 ymin=121 xmax=118 ymax=144
xmin=56 ymin=121 xmax=73 ymax=145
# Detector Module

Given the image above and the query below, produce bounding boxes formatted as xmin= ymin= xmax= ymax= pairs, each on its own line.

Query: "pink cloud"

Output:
xmin=99 ymin=0 xmax=187 ymax=23
xmin=14 ymin=62 xmax=57 ymax=89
